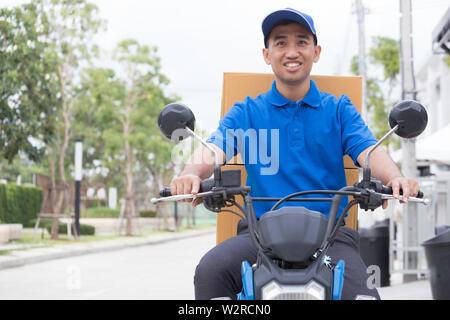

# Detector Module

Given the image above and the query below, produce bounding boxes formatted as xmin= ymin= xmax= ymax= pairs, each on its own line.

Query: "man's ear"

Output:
xmin=313 ymin=45 xmax=322 ymax=63
xmin=262 ymin=47 xmax=271 ymax=65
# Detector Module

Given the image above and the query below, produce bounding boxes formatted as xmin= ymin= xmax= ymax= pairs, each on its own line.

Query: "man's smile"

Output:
xmin=283 ymin=60 xmax=302 ymax=72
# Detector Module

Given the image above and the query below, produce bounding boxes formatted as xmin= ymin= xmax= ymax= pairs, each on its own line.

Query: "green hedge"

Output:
xmin=0 ymin=183 xmax=42 ymax=227
xmin=81 ymin=206 xmax=120 ymax=218
xmin=85 ymin=199 xmax=107 ymax=208
xmin=45 ymin=221 xmax=96 ymax=236
xmin=139 ymin=210 xmax=157 ymax=218
xmin=80 ymin=207 xmax=157 ymax=218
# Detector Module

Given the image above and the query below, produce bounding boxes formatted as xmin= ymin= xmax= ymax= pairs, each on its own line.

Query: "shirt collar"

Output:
xmin=267 ymin=79 xmax=321 ymax=109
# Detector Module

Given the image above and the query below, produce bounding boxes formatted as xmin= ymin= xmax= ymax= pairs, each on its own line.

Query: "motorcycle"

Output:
xmin=151 ymin=100 xmax=430 ymax=300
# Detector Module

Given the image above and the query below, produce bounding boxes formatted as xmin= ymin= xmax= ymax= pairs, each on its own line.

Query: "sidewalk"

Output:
xmin=378 ymin=279 xmax=432 ymax=300
xmin=0 ymin=227 xmax=216 ymax=271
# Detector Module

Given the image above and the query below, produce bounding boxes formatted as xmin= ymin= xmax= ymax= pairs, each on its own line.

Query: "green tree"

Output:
xmin=351 ymin=36 xmax=401 ymax=150
xmin=73 ymin=67 xmax=125 ymax=200
xmin=0 ymin=3 xmax=59 ymax=163
xmin=444 ymin=56 xmax=450 ymax=68
xmin=75 ymin=39 xmax=177 ymax=235
xmin=2 ymin=0 xmax=105 ymax=239
xmin=38 ymin=0 xmax=104 ymax=217
xmin=369 ymin=37 xmax=400 ymax=101
xmin=113 ymin=39 xmax=177 ymax=235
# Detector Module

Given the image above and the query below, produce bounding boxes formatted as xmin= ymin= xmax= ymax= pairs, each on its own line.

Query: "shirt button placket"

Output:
xmin=290 ymin=104 xmax=304 ymax=147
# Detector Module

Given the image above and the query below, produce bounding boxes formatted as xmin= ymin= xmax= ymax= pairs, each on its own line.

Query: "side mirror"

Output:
xmin=158 ymin=103 xmax=195 ymax=142
xmin=362 ymin=100 xmax=428 ymax=183
xmin=389 ymin=100 xmax=428 ymax=139
xmin=157 ymin=102 xmax=221 ymax=168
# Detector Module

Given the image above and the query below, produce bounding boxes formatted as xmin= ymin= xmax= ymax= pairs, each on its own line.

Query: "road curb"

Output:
xmin=0 ymin=228 xmax=216 ymax=270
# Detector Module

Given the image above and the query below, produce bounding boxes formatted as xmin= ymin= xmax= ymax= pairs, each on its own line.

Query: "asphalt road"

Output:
xmin=0 ymin=230 xmax=433 ymax=300
xmin=0 ymin=232 xmax=217 ymax=300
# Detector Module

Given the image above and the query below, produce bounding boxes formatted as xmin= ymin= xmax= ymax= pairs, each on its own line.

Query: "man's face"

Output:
xmin=262 ymin=23 xmax=321 ymax=86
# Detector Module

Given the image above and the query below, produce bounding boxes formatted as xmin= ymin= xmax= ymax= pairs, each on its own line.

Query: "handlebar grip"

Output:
xmin=381 ymin=186 xmax=423 ymax=198
xmin=158 ymin=178 xmax=215 ymax=198
xmin=159 ymin=188 xmax=172 ymax=197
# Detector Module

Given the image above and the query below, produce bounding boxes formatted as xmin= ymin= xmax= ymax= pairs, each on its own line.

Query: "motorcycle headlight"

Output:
xmin=261 ymin=280 xmax=325 ymax=300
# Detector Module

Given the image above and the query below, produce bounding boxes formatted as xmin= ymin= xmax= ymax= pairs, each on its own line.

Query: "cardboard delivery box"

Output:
xmin=216 ymin=72 xmax=363 ymax=244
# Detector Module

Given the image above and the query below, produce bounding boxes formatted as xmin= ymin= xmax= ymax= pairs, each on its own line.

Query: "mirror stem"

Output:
xmin=185 ymin=127 xmax=222 ymax=183
xmin=185 ymin=127 xmax=221 ymax=167
xmin=363 ymin=124 xmax=399 ymax=181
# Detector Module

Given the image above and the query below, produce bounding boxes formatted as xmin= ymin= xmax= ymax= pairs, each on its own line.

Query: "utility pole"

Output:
xmin=399 ymin=0 xmax=418 ymax=283
xmin=354 ymin=0 xmax=368 ymax=122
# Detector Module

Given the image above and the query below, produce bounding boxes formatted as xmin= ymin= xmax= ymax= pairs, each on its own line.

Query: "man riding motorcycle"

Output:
xmin=169 ymin=8 xmax=420 ymax=300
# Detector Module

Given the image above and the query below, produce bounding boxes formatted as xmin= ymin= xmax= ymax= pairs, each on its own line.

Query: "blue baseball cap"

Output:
xmin=262 ymin=8 xmax=317 ymax=46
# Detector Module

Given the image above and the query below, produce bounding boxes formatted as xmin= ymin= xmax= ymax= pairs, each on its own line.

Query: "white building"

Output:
xmin=416 ymin=54 xmax=450 ymax=137
xmin=390 ymin=54 xmax=450 ymax=171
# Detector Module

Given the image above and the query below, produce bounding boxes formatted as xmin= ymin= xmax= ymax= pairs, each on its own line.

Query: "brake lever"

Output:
xmin=150 ymin=190 xmax=216 ymax=204
xmin=380 ymin=194 xmax=431 ymax=205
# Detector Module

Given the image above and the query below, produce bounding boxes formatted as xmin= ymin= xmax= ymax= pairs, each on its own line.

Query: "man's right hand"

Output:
xmin=170 ymin=174 xmax=203 ymax=207
xmin=169 ymin=143 xmax=226 ymax=207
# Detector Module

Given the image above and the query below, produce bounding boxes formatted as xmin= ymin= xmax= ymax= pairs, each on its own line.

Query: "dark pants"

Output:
xmin=194 ymin=220 xmax=380 ymax=300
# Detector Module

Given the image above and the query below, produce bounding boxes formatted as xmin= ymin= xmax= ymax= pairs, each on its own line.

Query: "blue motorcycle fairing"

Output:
xmin=237 ymin=260 xmax=254 ymax=300
xmin=332 ymin=259 xmax=345 ymax=300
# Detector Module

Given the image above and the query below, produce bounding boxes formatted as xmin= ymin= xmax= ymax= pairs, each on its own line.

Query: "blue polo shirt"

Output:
xmin=206 ymin=79 xmax=377 ymax=219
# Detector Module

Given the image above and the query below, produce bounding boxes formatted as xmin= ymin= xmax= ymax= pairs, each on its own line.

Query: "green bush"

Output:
xmin=0 ymin=183 xmax=42 ymax=227
xmin=81 ymin=206 xmax=120 ymax=218
xmin=85 ymin=199 xmax=106 ymax=208
xmin=45 ymin=221 xmax=95 ymax=236
xmin=139 ymin=210 xmax=157 ymax=218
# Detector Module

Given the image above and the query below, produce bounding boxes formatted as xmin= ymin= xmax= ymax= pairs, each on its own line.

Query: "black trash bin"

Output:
xmin=421 ymin=226 xmax=450 ymax=300
xmin=359 ymin=220 xmax=390 ymax=287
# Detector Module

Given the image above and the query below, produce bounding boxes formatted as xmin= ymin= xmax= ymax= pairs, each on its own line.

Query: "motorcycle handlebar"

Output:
xmin=156 ymin=180 xmax=428 ymax=206
xmin=159 ymin=178 xmax=215 ymax=197
xmin=160 ymin=183 xmax=423 ymax=199
xmin=380 ymin=185 xmax=423 ymax=199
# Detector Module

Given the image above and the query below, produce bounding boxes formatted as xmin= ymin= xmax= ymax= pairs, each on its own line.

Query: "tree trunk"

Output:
xmin=45 ymin=145 xmax=59 ymax=240
xmin=55 ymin=99 xmax=72 ymax=213
xmin=53 ymin=63 xmax=74 ymax=222
xmin=47 ymin=146 xmax=57 ymax=214
xmin=124 ymin=104 xmax=135 ymax=236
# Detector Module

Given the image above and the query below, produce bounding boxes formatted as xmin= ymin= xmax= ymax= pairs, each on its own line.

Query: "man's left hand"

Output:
xmin=382 ymin=176 xmax=420 ymax=209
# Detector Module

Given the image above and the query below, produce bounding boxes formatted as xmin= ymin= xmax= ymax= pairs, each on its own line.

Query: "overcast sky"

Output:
xmin=2 ymin=0 xmax=449 ymax=133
